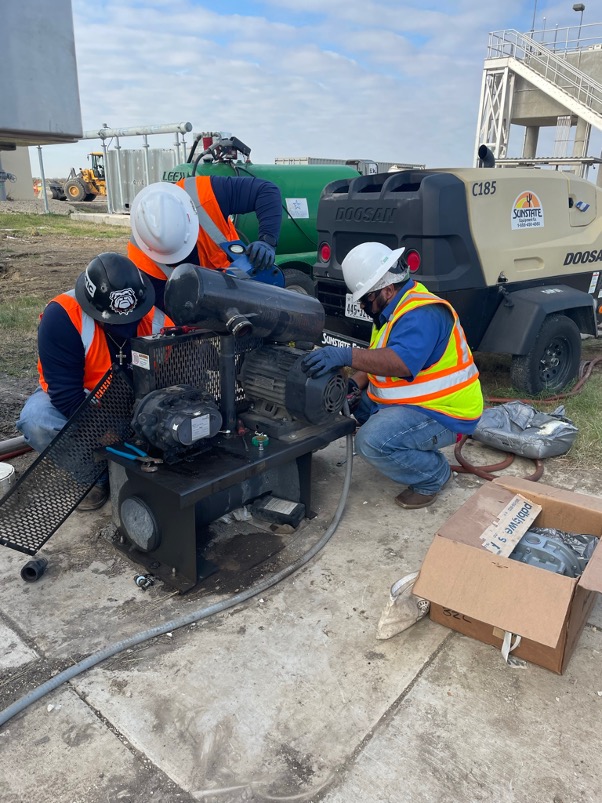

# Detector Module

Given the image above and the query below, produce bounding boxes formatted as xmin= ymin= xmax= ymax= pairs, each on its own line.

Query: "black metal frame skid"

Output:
xmin=107 ymin=415 xmax=354 ymax=593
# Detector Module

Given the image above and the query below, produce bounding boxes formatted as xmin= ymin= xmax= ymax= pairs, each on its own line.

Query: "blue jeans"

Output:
xmin=16 ymin=387 xmax=107 ymax=487
xmin=17 ymin=386 xmax=68 ymax=452
xmin=354 ymin=399 xmax=456 ymax=495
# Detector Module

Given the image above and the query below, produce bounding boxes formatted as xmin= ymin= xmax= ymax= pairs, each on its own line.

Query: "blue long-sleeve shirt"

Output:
xmin=38 ymin=300 xmax=139 ymax=418
xmin=146 ymin=175 xmax=282 ymax=309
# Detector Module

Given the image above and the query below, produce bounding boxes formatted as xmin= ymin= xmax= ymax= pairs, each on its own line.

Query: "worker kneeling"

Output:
xmin=16 ymin=254 xmax=171 ymax=511
xmin=301 ymin=243 xmax=483 ymax=509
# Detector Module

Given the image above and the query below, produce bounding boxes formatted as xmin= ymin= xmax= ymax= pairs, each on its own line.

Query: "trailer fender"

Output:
xmin=477 ymin=285 xmax=596 ymax=355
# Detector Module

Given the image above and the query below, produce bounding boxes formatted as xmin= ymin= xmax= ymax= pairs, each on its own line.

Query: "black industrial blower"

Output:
xmin=107 ymin=265 xmax=354 ymax=591
xmin=0 ymin=266 xmax=354 ymax=592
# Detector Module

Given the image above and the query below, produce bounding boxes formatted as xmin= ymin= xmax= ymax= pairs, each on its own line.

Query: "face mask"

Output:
xmin=369 ymin=289 xmax=389 ymax=324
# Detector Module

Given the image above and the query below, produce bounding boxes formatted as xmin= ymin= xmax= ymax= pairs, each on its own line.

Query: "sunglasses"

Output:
xmin=359 ymin=289 xmax=382 ymax=306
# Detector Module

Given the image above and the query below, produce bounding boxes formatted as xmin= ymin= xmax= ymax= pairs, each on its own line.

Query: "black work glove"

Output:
xmin=246 ymin=240 xmax=276 ymax=271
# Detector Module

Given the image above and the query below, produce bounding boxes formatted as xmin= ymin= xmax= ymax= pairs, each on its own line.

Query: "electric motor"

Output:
xmin=239 ymin=345 xmax=346 ymax=425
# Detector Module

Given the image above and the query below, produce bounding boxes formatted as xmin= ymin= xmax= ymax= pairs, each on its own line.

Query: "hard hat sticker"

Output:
xmin=511 ymin=191 xmax=544 ymax=230
xmin=84 ymin=270 xmax=97 ymax=297
xmin=109 ymin=288 xmax=138 ymax=314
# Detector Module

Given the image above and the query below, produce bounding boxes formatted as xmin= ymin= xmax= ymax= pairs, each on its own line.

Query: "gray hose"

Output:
xmin=0 ymin=431 xmax=354 ymax=728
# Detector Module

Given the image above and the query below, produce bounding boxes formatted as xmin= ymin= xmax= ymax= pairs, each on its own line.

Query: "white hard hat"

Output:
xmin=342 ymin=242 xmax=407 ymax=303
xmin=130 ymin=182 xmax=199 ymax=265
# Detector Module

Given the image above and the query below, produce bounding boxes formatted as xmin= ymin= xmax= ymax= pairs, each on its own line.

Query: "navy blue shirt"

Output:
xmin=148 ymin=175 xmax=282 ymax=310
xmin=38 ymin=300 xmax=139 ymax=419
xmin=369 ymin=280 xmax=479 ymax=434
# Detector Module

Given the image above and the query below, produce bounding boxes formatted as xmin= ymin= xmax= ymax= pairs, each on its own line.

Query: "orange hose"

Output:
xmin=486 ymin=356 xmax=602 ymax=405
xmin=450 ymin=435 xmax=544 ymax=482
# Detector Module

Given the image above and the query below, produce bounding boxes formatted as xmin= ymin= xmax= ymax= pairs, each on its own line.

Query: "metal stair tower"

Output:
xmin=475 ymin=24 xmax=602 ymax=176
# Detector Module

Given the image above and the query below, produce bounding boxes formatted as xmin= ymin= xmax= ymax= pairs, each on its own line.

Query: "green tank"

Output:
xmin=163 ymin=142 xmax=359 ymax=295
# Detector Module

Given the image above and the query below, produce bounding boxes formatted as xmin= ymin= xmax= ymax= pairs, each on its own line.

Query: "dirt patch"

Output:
xmin=0 ymin=221 xmax=130 ymax=438
xmin=0 ymin=230 xmax=129 ymax=303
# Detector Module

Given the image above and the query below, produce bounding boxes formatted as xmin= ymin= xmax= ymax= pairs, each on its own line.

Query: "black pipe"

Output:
xmin=20 ymin=558 xmax=48 ymax=583
xmin=186 ymin=133 xmax=203 ymax=164
xmin=219 ymin=336 xmax=238 ymax=434
xmin=478 ymin=145 xmax=496 ymax=168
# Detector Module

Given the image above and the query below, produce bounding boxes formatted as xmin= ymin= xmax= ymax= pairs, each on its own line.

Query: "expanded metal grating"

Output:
xmin=0 ymin=368 xmax=135 ymax=555
xmin=130 ymin=331 xmax=263 ymax=402
xmin=0 ymin=332 xmax=263 ymax=556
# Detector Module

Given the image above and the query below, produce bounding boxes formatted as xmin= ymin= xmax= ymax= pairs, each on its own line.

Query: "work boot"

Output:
xmin=394 ymin=474 xmax=453 ymax=510
xmin=376 ymin=572 xmax=430 ymax=639
xmin=77 ymin=484 xmax=109 ymax=511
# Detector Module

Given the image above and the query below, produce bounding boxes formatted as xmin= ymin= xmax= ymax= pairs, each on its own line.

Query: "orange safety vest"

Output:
xmin=367 ymin=282 xmax=483 ymax=421
xmin=38 ymin=291 xmax=172 ymax=392
xmin=128 ymin=176 xmax=239 ymax=280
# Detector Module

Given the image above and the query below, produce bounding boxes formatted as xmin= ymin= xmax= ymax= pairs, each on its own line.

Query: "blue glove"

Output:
xmin=301 ymin=346 xmax=352 ymax=378
xmin=246 ymin=240 xmax=276 ymax=271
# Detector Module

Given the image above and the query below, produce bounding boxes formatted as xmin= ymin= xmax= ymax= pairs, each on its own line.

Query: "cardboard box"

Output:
xmin=413 ymin=477 xmax=602 ymax=673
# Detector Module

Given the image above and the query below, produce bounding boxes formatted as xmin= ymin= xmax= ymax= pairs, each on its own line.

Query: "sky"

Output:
xmin=30 ymin=0 xmax=602 ymax=179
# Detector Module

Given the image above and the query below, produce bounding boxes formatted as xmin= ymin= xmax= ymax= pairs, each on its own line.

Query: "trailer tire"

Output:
xmin=283 ymin=268 xmax=315 ymax=297
xmin=510 ymin=314 xmax=581 ymax=395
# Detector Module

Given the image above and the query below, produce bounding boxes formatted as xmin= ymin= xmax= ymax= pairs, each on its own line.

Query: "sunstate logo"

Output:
xmin=511 ymin=191 xmax=544 ymax=230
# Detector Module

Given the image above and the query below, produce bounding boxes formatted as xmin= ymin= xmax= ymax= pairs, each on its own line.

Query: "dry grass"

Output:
xmin=476 ymin=338 xmax=602 ymax=469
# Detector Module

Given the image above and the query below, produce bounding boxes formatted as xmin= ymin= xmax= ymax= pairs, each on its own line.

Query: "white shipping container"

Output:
xmin=107 ymin=149 xmax=177 ymax=213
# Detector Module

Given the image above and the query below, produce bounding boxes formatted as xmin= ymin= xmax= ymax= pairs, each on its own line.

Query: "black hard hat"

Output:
xmin=75 ymin=253 xmax=155 ymax=324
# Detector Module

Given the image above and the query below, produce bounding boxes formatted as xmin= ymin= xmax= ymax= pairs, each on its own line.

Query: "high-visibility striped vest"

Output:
xmin=127 ymin=176 xmax=239 ymax=280
xmin=38 ymin=291 xmax=172 ymax=392
xmin=367 ymin=282 xmax=483 ymax=421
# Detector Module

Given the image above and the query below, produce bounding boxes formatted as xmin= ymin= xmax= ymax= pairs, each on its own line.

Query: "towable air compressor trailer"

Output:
xmin=313 ymin=159 xmax=601 ymax=394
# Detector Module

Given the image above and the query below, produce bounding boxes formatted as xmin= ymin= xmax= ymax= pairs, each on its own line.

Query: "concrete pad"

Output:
xmin=1 ymin=436 xmax=602 ymax=802
xmin=1 ymin=686 xmax=193 ymax=803
xmin=0 ymin=621 xmax=38 ymax=670
xmin=322 ymin=625 xmax=602 ymax=803
xmin=73 ymin=591 xmax=447 ymax=798
xmin=71 ymin=212 xmax=130 ymax=227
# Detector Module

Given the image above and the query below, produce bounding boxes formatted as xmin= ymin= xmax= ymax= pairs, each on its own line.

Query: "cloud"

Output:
xmin=31 ymin=0 xmax=602 ymax=179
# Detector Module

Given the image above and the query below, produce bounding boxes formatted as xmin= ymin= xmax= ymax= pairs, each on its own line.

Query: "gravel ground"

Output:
xmin=1 ymin=197 xmax=108 ymax=215
xmin=2 ymin=199 xmax=74 ymax=215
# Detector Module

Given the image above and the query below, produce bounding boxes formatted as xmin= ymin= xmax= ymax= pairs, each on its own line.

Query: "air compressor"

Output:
xmin=105 ymin=265 xmax=354 ymax=591
xmin=0 ymin=267 xmax=354 ymax=592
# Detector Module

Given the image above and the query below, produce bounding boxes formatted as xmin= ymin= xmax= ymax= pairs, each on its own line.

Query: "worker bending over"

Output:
xmin=16 ymin=253 xmax=171 ymax=511
xmin=302 ymin=243 xmax=483 ymax=509
xmin=128 ymin=175 xmax=282 ymax=310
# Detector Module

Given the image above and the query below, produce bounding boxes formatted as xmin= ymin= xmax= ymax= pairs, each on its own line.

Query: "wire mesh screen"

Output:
xmin=0 ymin=369 xmax=135 ymax=555
xmin=130 ymin=331 xmax=264 ymax=402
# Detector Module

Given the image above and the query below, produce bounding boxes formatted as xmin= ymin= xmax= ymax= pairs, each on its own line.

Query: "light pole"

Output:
xmin=531 ymin=0 xmax=538 ymax=34
xmin=573 ymin=3 xmax=585 ymax=45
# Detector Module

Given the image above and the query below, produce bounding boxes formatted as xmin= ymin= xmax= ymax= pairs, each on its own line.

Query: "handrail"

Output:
xmin=486 ymin=29 xmax=602 ymax=119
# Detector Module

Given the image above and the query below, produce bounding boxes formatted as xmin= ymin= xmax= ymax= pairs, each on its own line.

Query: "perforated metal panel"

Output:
xmin=0 ymin=369 xmax=134 ymax=555
xmin=0 ymin=333 xmax=263 ymax=556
